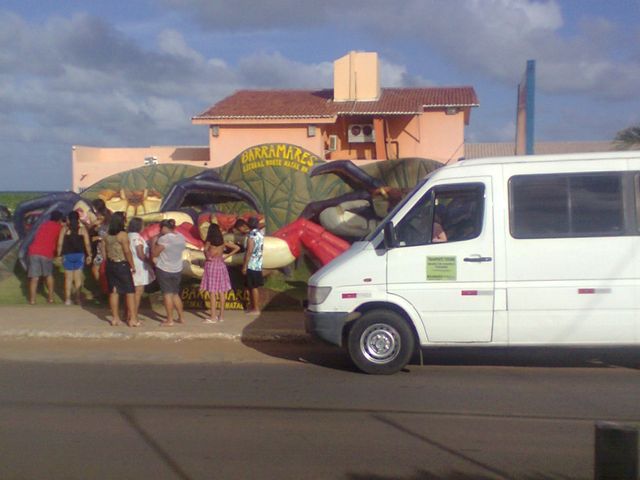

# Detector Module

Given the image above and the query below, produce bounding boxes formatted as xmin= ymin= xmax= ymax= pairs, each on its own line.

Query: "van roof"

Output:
xmin=453 ymin=150 xmax=640 ymax=169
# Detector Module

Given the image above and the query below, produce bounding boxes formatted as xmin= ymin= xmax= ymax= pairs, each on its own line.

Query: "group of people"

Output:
xmin=200 ymin=216 xmax=264 ymax=323
xmin=26 ymin=203 xmax=265 ymax=326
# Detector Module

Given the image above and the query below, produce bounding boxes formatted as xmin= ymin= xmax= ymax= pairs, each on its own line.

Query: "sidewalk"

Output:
xmin=0 ymin=304 xmax=309 ymax=343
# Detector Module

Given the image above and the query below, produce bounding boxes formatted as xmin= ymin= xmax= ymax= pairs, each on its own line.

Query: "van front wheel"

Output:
xmin=347 ymin=310 xmax=415 ymax=375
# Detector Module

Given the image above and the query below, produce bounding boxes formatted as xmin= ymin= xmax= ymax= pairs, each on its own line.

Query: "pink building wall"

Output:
xmin=324 ymin=111 xmax=465 ymax=163
xmin=72 ymin=145 xmax=209 ymax=192
xmin=208 ymin=124 xmax=326 ymax=167
xmin=72 ymin=110 xmax=465 ymax=192
xmin=393 ymin=111 xmax=465 ymax=163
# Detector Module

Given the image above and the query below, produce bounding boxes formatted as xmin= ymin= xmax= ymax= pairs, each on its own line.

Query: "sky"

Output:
xmin=1 ymin=0 xmax=639 ymax=191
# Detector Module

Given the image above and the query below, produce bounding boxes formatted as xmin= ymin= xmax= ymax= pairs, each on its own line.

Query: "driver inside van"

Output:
xmin=432 ymin=205 xmax=448 ymax=243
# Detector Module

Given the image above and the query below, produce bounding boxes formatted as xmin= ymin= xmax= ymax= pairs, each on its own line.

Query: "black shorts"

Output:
xmin=156 ymin=268 xmax=182 ymax=294
xmin=106 ymin=261 xmax=135 ymax=294
xmin=245 ymin=269 xmax=264 ymax=289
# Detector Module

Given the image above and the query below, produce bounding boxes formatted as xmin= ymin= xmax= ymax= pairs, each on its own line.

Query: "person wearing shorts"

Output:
xmin=104 ymin=212 xmax=139 ymax=327
xmin=151 ymin=219 xmax=186 ymax=326
xmin=241 ymin=217 xmax=264 ymax=315
xmin=27 ymin=210 xmax=64 ymax=304
xmin=127 ymin=217 xmax=155 ymax=320
xmin=57 ymin=210 xmax=91 ymax=306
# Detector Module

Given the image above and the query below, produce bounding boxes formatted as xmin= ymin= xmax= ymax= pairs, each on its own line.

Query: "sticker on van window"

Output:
xmin=427 ymin=256 xmax=457 ymax=281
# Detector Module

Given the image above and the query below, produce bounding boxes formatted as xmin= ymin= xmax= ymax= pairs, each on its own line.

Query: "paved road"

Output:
xmin=0 ymin=339 xmax=638 ymax=479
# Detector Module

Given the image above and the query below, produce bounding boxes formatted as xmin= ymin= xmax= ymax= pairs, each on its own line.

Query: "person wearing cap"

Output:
xmin=241 ymin=216 xmax=264 ymax=315
xmin=151 ymin=219 xmax=186 ymax=326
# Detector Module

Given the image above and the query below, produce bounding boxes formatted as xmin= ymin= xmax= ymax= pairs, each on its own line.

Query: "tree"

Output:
xmin=614 ymin=125 xmax=640 ymax=150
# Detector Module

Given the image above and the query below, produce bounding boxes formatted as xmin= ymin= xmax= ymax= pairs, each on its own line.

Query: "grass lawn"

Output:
xmin=0 ymin=260 xmax=104 ymax=305
xmin=1 ymin=257 xmax=310 ymax=309
xmin=0 ymin=192 xmax=50 ymax=214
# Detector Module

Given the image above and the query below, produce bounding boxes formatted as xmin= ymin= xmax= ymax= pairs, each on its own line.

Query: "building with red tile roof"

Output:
xmin=72 ymin=52 xmax=479 ymax=191
xmin=192 ymin=51 xmax=478 ymax=165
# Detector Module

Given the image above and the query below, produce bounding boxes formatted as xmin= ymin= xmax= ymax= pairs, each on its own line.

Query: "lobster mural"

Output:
xmin=13 ymin=145 xmax=442 ymax=282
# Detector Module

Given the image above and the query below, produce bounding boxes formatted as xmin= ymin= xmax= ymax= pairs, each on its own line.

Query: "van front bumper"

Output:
xmin=304 ymin=310 xmax=350 ymax=347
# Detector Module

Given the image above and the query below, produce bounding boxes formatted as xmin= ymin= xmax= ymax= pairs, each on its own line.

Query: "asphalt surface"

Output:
xmin=0 ymin=347 xmax=638 ymax=479
xmin=0 ymin=304 xmax=639 ymax=479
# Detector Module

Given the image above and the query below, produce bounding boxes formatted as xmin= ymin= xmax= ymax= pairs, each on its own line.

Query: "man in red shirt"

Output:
xmin=27 ymin=210 xmax=64 ymax=304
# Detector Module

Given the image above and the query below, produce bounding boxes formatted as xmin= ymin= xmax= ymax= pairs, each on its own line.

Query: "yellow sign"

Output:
xmin=240 ymin=143 xmax=319 ymax=174
xmin=181 ymin=285 xmax=248 ymax=310
xmin=426 ymin=256 xmax=457 ymax=281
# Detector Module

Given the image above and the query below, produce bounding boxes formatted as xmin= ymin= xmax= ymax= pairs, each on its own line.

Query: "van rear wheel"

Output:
xmin=347 ymin=310 xmax=415 ymax=375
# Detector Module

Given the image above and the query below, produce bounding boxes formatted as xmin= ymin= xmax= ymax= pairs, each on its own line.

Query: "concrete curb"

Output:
xmin=0 ymin=306 xmax=311 ymax=343
xmin=0 ymin=328 xmax=311 ymax=343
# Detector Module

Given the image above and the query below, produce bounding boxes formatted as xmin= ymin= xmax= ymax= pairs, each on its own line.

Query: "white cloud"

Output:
xmin=367 ymin=1 xmax=637 ymax=98
xmin=143 ymin=97 xmax=190 ymax=130
xmin=236 ymin=51 xmax=332 ymax=89
xmin=379 ymin=59 xmax=409 ymax=88
xmin=157 ymin=29 xmax=204 ymax=63
xmin=162 ymin=0 xmax=638 ymax=99
xmin=1 ymin=1 xmax=638 ymax=189
xmin=467 ymin=118 xmax=516 ymax=143
xmin=160 ymin=0 xmax=345 ymax=30
xmin=379 ymin=58 xmax=433 ymax=87
xmin=0 ymin=10 xmax=401 ymax=188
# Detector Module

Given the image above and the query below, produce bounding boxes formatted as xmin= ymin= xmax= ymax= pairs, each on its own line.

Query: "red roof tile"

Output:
xmin=194 ymin=87 xmax=478 ymax=120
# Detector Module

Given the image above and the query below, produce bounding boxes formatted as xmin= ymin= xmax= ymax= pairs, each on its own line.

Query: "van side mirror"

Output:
xmin=383 ymin=223 xmax=396 ymax=249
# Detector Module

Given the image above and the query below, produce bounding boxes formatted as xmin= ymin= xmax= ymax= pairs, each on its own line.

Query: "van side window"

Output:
xmin=394 ymin=193 xmax=432 ymax=247
xmin=510 ymin=173 xmax=624 ymax=238
xmin=394 ymin=183 xmax=485 ymax=247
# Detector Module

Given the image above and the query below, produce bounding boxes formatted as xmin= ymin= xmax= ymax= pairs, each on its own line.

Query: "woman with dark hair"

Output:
xmin=199 ymin=223 xmax=240 ymax=323
xmin=104 ymin=211 xmax=139 ymax=327
xmin=150 ymin=219 xmax=186 ymax=326
xmin=57 ymin=210 xmax=91 ymax=305
xmin=89 ymin=198 xmax=112 ymax=282
xmin=127 ymin=216 xmax=155 ymax=318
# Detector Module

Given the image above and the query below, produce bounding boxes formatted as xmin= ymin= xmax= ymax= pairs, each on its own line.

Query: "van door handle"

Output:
xmin=464 ymin=255 xmax=492 ymax=263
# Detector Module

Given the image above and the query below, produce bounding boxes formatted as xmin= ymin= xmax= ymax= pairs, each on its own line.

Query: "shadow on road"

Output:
xmin=242 ymin=338 xmax=358 ymax=372
xmin=78 ymin=302 xmax=112 ymax=325
xmin=242 ymin=308 xmax=640 ymax=373
xmin=79 ymin=297 xmax=167 ymax=326
xmin=240 ymin=304 xmax=359 ymax=372
xmin=420 ymin=346 xmax=640 ymax=370
xmin=345 ymin=470 xmax=573 ymax=480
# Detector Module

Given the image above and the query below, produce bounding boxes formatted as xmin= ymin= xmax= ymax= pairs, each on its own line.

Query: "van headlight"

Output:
xmin=308 ymin=286 xmax=332 ymax=305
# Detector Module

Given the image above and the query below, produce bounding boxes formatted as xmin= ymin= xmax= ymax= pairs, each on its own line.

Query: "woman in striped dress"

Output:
xmin=199 ymin=223 xmax=240 ymax=323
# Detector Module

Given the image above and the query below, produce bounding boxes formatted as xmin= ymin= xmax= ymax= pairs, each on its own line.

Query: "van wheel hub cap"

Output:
xmin=360 ymin=323 xmax=401 ymax=364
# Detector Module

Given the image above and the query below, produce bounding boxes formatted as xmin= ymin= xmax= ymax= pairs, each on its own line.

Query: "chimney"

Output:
xmin=333 ymin=51 xmax=381 ymax=102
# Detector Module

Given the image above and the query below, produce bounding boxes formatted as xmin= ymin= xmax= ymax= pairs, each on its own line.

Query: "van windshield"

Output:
xmin=364 ymin=174 xmax=432 ymax=243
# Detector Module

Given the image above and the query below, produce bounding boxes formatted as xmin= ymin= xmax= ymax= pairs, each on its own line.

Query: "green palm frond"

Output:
xmin=614 ymin=125 xmax=640 ymax=150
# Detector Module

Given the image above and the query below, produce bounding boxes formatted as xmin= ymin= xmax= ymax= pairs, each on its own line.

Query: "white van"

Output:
xmin=305 ymin=151 xmax=640 ymax=374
